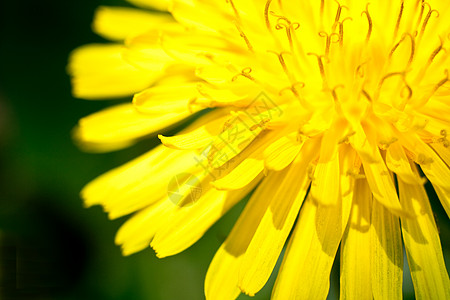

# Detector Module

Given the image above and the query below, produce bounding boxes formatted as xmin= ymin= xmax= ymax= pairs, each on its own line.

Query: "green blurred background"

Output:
xmin=0 ymin=0 xmax=448 ymax=299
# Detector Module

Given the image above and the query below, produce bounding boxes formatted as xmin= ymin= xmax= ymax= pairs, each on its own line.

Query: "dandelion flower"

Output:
xmin=69 ymin=0 xmax=450 ymax=298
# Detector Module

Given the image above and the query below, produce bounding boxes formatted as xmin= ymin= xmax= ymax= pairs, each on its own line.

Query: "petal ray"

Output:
xmin=238 ymin=138 xmax=319 ymax=296
xmin=399 ymin=177 xmax=450 ymax=299
xmin=370 ymin=200 xmax=403 ymax=300
xmin=340 ymin=179 xmax=373 ymax=300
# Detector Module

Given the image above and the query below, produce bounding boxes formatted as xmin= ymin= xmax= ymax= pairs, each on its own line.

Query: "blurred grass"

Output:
xmin=0 ymin=0 xmax=448 ymax=299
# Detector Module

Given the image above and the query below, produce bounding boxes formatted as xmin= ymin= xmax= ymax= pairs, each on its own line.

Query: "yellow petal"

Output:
xmin=340 ymin=179 xmax=373 ymax=300
xmin=81 ymin=145 xmax=199 ymax=218
xmin=399 ymin=178 xmax=450 ymax=299
xmin=238 ymin=138 xmax=319 ymax=296
xmin=160 ymin=30 xmax=250 ymax=68
xmin=211 ymin=157 xmax=263 ymax=191
xmin=151 ymin=175 xmax=260 ymax=258
xmin=205 ymin=171 xmax=285 ymax=300
xmin=272 ymin=179 xmax=352 ymax=299
xmin=75 ymin=103 xmax=194 ymax=152
xmin=310 ymin=150 xmax=340 ymax=205
xmin=207 ymin=111 xmax=266 ymax=168
xmin=350 ymin=127 xmax=405 ymax=215
xmin=399 ymin=134 xmax=450 ymax=215
xmin=272 ymin=147 xmax=355 ymax=299
xmin=126 ymin=0 xmax=171 ymax=11
xmin=339 ymin=145 xmax=359 ymax=197
xmin=68 ymin=44 xmax=158 ymax=99
xmin=196 ymin=83 xmax=250 ymax=107
xmin=196 ymin=64 xmax=238 ymax=85
xmin=159 ymin=110 xmax=230 ymax=150
xmin=264 ymin=133 xmax=302 ymax=171
xmin=386 ymin=142 xmax=424 ymax=184
xmin=211 ymin=130 xmax=284 ymax=190
xmin=400 ymin=133 xmax=450 ymax=190
xmin=132 ymin=83 xmax=202 ymax=114
xmin=115 ymin=199 xmax=173 ymax=256
xmin=116 ymin=157 xmax=213 ymax=256
xmin=170 ymin=0 xmax=233 ymax=33
xmin=122 ymin=30 xmax=177 ymax=71
xmin=370 ymin=200 xmax=403 ymax=300
xmin=430 ymin=142 xmax=450 ymax=168
xmin=92 ymin=6 xmax=173 ymax=41
xmin=205 ymin=245 xmax=241 ymax=300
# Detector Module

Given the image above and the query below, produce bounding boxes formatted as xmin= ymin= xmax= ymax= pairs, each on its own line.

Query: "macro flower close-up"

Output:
xmin=68 ymin=0 xmax=450 ymax=299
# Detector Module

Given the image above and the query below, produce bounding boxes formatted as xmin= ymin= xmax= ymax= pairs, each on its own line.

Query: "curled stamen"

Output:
xmin=394 ymin=0 xmax=405 ymax=38
xmin=377 ymin=71 xmax=413 ymax=104
xmin=280 ymin=82 xmax=305 ymax=97
xmin=319 ymin=31 xmax=340 ymax=56
xmin=420 ymin=2 xmax=439 ymax=37
xmin=338 ymin=17 xmax=352 ymax=47
xmin=290 ymin=23 xmax=300 ymax=30
xmin=378 ymin=72 xmax=408 ymax=93
xmin=429 ymin=38 xmax=445 ymax=63
xmin=361 ymin=3 xmax=372 ymax=42
xmin=271 ymin=12 xmax=299 ymax=47
xmin=414 ymin=1 xmax=425 ymax=31
xmin=232 ymin=67 xmax=255 ymax=81
xmin=332 ymin=0 xmax=349 ymax=31
xmin=271 ymin=11 xmax=292 ymax=28
xmin=389 ymin=33 xmax=416 ymax=65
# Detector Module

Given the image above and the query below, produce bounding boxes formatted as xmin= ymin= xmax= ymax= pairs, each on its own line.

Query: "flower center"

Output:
xmin=224 ymin=0 xmax=450 ymax=145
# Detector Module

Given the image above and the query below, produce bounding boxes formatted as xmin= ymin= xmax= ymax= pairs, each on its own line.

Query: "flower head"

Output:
xmin=70 ymin=0 xmax=450 ymax=298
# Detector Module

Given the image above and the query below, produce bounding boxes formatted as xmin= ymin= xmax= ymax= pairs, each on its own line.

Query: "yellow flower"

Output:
xmin=69 ymin=0 xmax=450 ymax=299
